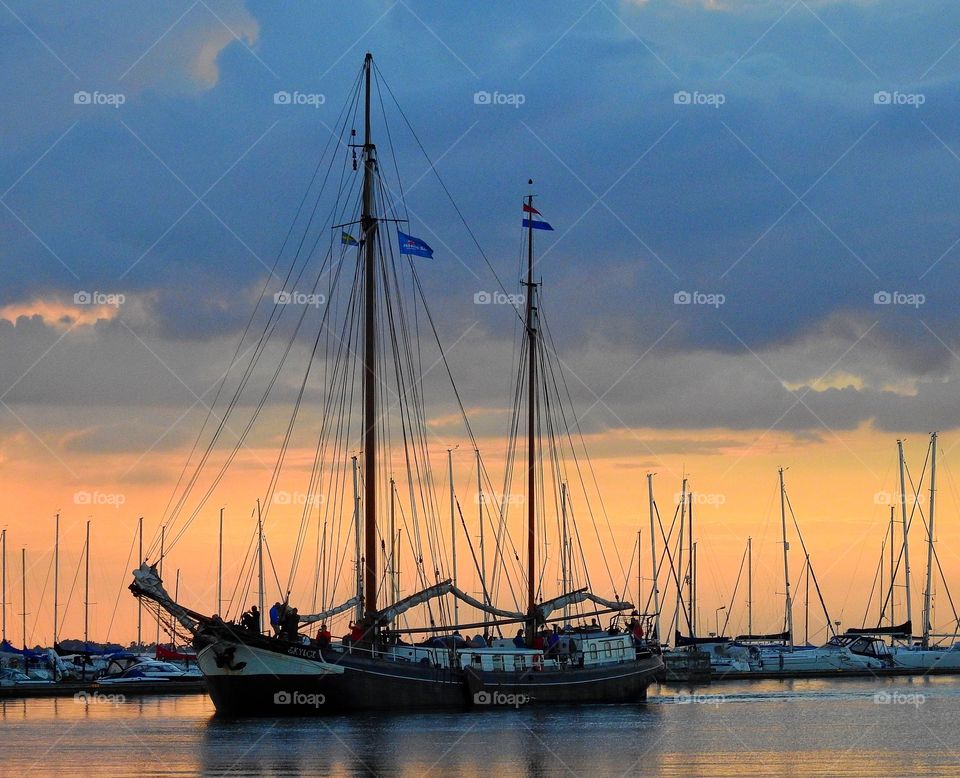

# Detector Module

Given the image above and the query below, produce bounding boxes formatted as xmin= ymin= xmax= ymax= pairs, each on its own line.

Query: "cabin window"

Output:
xmin=513 ymin=655 xmax=525 ymax=671
xmin=471 ymin=654 xmax=482 ymax=667
xmin=493 ymin=655 xmax=504 ymax=671
xmin=590 ymin=646 xmax=598 ymax=661
xmin=604 ymin=643 xmax=613 ymax=657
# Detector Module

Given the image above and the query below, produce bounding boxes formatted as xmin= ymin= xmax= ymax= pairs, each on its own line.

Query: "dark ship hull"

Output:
xmin=195 ymin=629 xmax=662 ymax=717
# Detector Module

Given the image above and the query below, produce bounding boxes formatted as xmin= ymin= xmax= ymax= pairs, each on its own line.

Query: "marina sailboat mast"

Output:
xmin=922 ymin=431 xmax=937 ymax=649
xmin=779 ymin=467 xmax=794 ymax=648
xmin=1 ymin=528 xmax=5 ymax=644
xmin=647 ymin=473 xmax=661 ymax=645
xmin=361 ymin=51 xmax=379 ymax=620
xmin=53 ymin=513 xmax=59 ymax=648
xmin=897 ymin=439 xmax=913 ymax=631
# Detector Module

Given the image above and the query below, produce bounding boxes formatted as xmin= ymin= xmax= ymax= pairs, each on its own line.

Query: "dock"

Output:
xmin=660 ymin=650 xmax=712 ymax=682
xmin=0 ymin=679 xmax=206 ymax=700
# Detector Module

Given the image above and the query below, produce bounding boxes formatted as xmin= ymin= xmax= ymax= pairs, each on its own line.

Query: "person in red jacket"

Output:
xmin=316 ymin=623 xmax=332 ymax=648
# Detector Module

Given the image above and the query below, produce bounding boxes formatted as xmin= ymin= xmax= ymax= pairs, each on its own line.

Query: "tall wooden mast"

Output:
xmin=525 ymin=185 xmax=538 ymax=638
xmin=362 ymin=52 xmax=380 ymax=619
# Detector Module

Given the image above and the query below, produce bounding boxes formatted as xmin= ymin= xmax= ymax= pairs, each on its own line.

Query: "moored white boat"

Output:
xmin=757 ymin=636 xmax=891 ymax=672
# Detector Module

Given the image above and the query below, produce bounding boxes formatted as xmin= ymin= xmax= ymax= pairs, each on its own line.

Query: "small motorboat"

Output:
xmin=0 ymin=668 xmax=54 ymax=687
xmin=757 ymin=635 xmax=893 ymax=672
xmin=98 ymin=660 xmax=201 ymax=684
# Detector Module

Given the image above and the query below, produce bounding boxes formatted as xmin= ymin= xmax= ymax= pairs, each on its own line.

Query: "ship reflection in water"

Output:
xmin=2 ymin=677 xmax=960 ymax=777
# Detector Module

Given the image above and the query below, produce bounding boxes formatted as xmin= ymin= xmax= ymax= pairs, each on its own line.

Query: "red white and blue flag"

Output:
xmin=522 ymin=202 xmax=554 ymax=231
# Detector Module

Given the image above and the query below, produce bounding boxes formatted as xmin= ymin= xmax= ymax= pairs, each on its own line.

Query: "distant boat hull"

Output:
xmin=155 ymin=645 xmax=198 ymax=663
xmin=890 ymin=647 xmax=960 ymax=670
xmin=757 ymin=646 xmax=885 ymax=672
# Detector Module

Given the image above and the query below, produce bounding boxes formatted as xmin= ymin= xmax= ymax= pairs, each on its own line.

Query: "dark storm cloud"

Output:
xmin=3 ymin=0 xmax=960 ymax=438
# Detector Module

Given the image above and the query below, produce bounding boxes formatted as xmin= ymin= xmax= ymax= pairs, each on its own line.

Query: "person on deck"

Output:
xmin=316 ymin=624 xmax=332 ymax=648
xmin=240 ymin=605 xmax=260 ymax=633
xmin=568 ymin=636 xmax=582 ymax=667
xmin=546 ymin=626 xmax=561 ymax=657
xmin=282 ymin=608 xmax=300 ymax=641
xmin=513 ymin=629 xmax=526 ymax=648
xmin=350 ymin=621 xmax=365 ymax=643
xmin=269 ymin=602 xmax=283 ymax=636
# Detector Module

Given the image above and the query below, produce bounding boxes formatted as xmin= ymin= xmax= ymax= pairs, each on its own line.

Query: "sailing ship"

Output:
xmin=130 ymin=53 xmax=662 ymax=715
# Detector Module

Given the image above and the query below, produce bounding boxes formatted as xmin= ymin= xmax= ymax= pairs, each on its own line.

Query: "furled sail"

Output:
xmin=844 ymin=620 xmax=912 ymax=638
xmin=374 ymin=583 xmax=634 ymax=626
xmin=537 ymin=590 xmax=633 ymax=622
xmin=130 ymin=562 xmax=201 ymax=635
xmin=734 ymin=630 xmax=791 ymax=642
xmin=675 ymin=631 xmax=730 ymax=646
xmin=298 ymin=597 xmax=362 ymax=625
xmin=374 ymin=580 xmax=524 ymax=624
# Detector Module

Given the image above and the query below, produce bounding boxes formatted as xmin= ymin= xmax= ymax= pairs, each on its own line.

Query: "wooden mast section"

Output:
xmin=361 ymin=52 xmax=379 ymax=620
xmin=525 ymin=185 xmax=538 ymax=640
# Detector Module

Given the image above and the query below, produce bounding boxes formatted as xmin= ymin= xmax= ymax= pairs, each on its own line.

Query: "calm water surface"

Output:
xmin=2 ymin=676 xmax=959 ymax=777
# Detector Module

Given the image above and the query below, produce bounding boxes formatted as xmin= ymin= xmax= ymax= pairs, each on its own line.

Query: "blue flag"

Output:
xmin=398 ymin=230 xmax=434 ymax=259
xmin=522 ymin=217 xmax=554 ymax=231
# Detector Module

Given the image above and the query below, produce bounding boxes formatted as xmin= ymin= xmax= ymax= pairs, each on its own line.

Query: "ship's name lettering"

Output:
xmin=287 ymin=646 xmax=320 ymax=659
